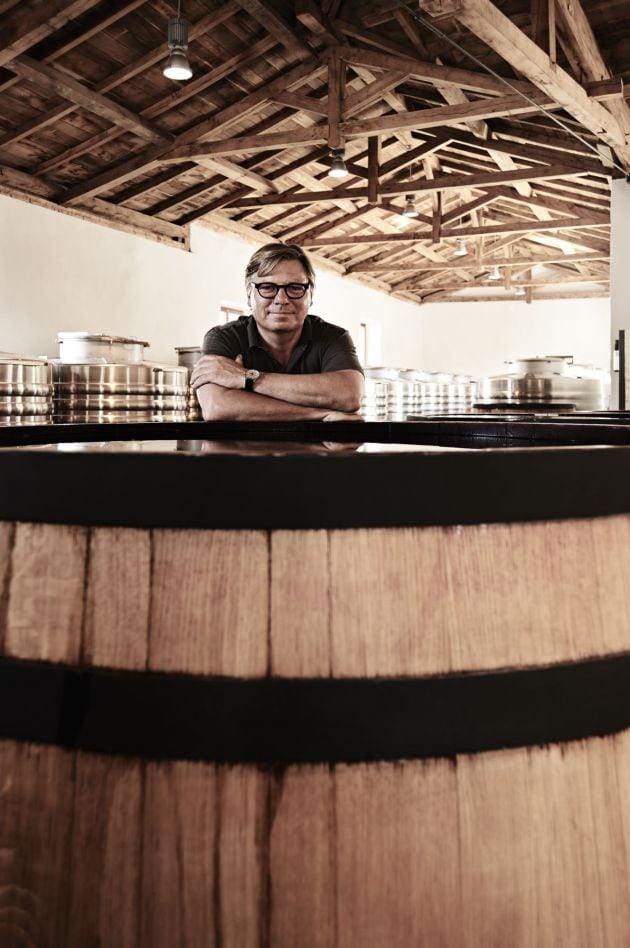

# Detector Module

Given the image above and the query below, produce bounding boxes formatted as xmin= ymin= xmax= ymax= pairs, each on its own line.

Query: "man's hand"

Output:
xmin=191 ymin=354 xmax=246 ymax=391
xmin=192 ymin=353 xmax=364 ymax=421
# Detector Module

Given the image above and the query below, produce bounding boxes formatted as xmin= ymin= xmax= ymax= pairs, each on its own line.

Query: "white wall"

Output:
xmin=416 ymin=296 xmax=610 ymax=379
xmin=0 ymin=192 xmax=609 ymax=379
xmin=0 ymin=194 xmax=419 ymax=365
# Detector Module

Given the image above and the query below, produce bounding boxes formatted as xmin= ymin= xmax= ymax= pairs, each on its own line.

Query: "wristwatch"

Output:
xmin=243 ymin=368 xmax=260 ymax=392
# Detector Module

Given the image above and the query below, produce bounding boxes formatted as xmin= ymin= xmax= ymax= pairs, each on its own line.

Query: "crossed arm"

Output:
xmin=191 ymin=354 xmax=364 ymax=421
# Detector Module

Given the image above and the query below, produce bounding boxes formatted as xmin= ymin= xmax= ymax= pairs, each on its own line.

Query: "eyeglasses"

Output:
xmin=250 ymin=281 xmax=310 ymax=300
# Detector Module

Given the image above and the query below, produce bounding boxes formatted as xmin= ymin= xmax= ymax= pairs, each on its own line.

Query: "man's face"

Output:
xmin=248 ymin=260 xmax=312 ymax=335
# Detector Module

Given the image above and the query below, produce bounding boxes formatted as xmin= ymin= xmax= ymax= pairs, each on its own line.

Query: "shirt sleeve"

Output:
xmin=202 ymin=325 xmax=242 ymax=358
xmin=320 ymin=328 xmax=364 ymax=375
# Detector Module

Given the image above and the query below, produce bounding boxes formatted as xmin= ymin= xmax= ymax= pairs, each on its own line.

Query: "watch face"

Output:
xmin=245 ymin=369 xmax=260 ymax=380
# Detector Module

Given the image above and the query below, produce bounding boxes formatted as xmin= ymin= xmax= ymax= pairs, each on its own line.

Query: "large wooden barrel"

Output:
xmin=2 ymin=419 xmax=630 ymax=946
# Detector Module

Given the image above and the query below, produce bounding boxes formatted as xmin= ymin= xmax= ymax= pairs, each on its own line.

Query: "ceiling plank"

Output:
xmin=0 ymin=1 xmax=246 ymax=151
xmin=7 ymin=54 xmax=172 ymax=144
xmin=418 ymin=0 xmax=630 ymax=167
xmin=0 ymin=0 xmax=147 ymax=96
xmin=58 ymin=57 xmax=322 ymax=205
xmin=35 ymin=36 xmax=279 ymax=175
xmin=231 ymin=0 xmax=310 ymax=53
xmin=0 ymin=0 xmax=101 ymax=68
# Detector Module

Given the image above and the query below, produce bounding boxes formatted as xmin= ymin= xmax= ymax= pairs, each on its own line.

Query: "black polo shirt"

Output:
xmin=202 ymin=314 xmax=364 ymax=375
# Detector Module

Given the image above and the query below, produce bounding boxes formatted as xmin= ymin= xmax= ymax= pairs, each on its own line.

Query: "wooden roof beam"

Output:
xmin=6 ymin=54 xmax=172 ymax=145
xmin=295 ymin=0 xmax=345 ymax=45
xmin=441 ymin=192 xmax=498 ymax=223
xmin=487 ymin=185 xmax=609 ymax=223
xmin=347 ymin=250 xmax=606 ymax=272
xmin=0 ymin=1 xmax=247 ymax=152
xmin=0 ymin=0 xmax=147 ymax=96
xmin=435 ymin=127 xmax=612 ymax=176
xmin=339 ymin=43 xmax=533 ymax=96
xmin=418 ymin=0 xmax=630 ymax=168
xmin=231 ymin=0 xmax=312 ymax=54
xmin=58 ymin=58 xmax=322 ymax=205
xmin=408 ymin=274 xmax=609 ymax=294
xmin=301 ymin=216 xmax=607 ymax=247
xmin=424 ymin=290 xmax=607 ymax=302
xmin=0 ymin=0 xmax=101 ymax=68
xmin=220 ymin=165 xmax=592 ymax=208
xmin=344 ymin=72 xmax=411 ymax=116
xmin=554 ymin=0 xmax=630 ymax=142
xmin=268 ymin=91 xmax=329 ymax=117
xmin=0 ymin=163 xmax=189 ymax=245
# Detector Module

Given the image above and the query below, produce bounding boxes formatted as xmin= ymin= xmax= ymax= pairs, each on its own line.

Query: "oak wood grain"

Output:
xmin=330 ymin=516 xmax=630 ymax=676
xmin=5 ymin=522 xmax=87 ymax=663
xmin=84 ymin=526 xmax=151 ymax=669
xmin=270 ymin=530 xmax=330 ymax=676
xmin=149 ymin=529 xmax=269 ymax=677
xmin=141 ymin=760 xmax=217 ymax=948
xmin=0 ymin=741 xmax=75 ymax=947
xmin=270 ymin=766 xmax=336 ymax=947
xmin=67 ymin=754 xmax=143 ymax=948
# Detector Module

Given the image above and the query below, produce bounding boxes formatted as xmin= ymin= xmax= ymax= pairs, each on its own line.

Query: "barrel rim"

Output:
xmin=2 ymin=418 xmax=630 ymax=528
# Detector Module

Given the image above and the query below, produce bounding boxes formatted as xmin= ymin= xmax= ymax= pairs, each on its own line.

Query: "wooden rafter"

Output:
xmin=418 ymin=0 xmax=630 ymax=167
xmin=0 ymin=0 xmax=622 ymax=303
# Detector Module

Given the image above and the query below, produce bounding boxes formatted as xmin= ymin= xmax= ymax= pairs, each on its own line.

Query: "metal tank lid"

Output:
xmin=56 ymin=332 xmax=149 ymax=346
xmin=0 ymin=351 xmax=49 ymax=365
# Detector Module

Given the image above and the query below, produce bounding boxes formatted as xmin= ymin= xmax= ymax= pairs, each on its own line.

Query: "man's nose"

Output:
xmin=275 ymin=286 xmax=289 ymax=301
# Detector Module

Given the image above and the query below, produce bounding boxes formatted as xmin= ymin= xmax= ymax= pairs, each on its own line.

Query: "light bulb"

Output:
xmin=402 ymin=194 xmax=418 ymax=218
xmin=329 ymin=149 xmax=348 ymax=178
xmin=453 ymin=238 xmax=468 ymax=257
xmin=488 ymin=265 xmax=501 ymax=281
xmin=163 ymin=48 xmax=192 ymax=80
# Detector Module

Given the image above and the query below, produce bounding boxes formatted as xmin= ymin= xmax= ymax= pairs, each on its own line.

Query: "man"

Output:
xmin=191 ymin=243 xmax=364 ymax=421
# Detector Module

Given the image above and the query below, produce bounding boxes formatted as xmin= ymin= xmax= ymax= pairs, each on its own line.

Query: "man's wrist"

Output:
xmin=243 ymin=368 xmax=260 ymax=392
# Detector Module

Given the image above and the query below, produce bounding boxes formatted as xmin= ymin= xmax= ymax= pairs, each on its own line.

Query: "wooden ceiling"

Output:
xmin=1 ymin=0 xmax=627 ymax=303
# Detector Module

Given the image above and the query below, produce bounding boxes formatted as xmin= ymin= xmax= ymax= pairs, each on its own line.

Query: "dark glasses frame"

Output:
xmin=250 ymin=281 xmax=311 ymax=299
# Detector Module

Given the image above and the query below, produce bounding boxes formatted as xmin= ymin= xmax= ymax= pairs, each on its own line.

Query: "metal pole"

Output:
xmin=619 ymin=329 xmax=625 ymax=411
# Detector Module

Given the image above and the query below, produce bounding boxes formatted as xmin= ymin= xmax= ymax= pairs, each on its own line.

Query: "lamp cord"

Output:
xmin=402 ymin=3 xmax=628 ymax=177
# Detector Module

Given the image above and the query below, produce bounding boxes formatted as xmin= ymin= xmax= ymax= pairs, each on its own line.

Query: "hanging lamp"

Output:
xmin=163 ymin=1 xmax=192 ymax=81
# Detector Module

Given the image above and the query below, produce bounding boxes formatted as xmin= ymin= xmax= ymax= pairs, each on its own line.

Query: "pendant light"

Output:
xmin=488 ymin=265 xmax=502 ymax=281
xmin=401 ymin=160 xmax=418 ymax=218
xmin=163 ymin=0 xmax=192 ymax=81
xmin=329 ymin=148 xmax=349 ymax=178
xmin=514 ymin=284 xmax=526 ymax=296
xmin=453 ymin=237 xmax=468 ymax=257
xmin=402 ymin=194 xmax=419 ymax=218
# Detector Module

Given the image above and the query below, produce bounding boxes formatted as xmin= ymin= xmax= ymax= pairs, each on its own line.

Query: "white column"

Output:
xmin=610 ymin=178 xmax=630 ymax=408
